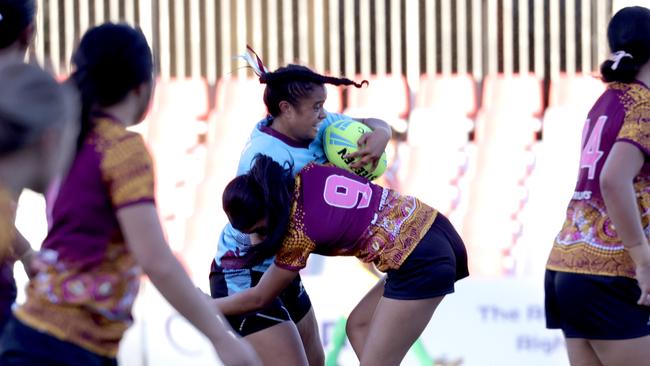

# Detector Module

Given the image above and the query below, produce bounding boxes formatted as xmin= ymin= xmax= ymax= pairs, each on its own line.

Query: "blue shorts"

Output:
xmin=0 ymin=316 xmax=117 ymax=366
xmin=383 ymin=213 xmax=469 ymax=300
xmin=210 ymin=268 xmax=312 ymax=336
xmin=545 ymin=270 xmax=650 ymax=339
xmin=0 ymin=305 xmax=11 ymax=336
xmin=0 ymin=260 xmax=17 ymax=335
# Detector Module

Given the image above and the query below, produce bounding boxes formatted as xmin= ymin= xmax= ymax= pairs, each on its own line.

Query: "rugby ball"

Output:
xmin=323 ymin=120 xmax=388 ymax=180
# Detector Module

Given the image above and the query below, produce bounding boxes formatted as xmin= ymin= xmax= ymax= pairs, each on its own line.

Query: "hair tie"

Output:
xmin=237 ymin=45 xmax=268 ymax=79
xmin=610 ymin=50 xmax=634 ymax=70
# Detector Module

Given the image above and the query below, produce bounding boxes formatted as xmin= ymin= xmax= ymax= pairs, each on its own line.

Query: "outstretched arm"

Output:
xmin=213 ymin=264 xmax=299 ymax=315
xmin=118 ymin=203 xmax=261 ymax=366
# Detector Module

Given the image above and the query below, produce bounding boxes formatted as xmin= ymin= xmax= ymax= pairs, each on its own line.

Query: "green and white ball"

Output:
xmin=323 ymin=119 xmax=388 ymax=180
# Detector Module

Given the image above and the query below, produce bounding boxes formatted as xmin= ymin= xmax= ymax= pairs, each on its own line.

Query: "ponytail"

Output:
xmin=70 ymin=23 xmax=153 ymax=149
xmin=70 ymin=68 xmax=97 ymax=150
xmin=238 ymin=46 xmax=368 ymax=117
xmin=259 ymin=68 xmax=368 ymax=89
xmin=223 ymin=154 xmax=295 ymax=260
xmin=262 ymin=64 xmax=369 ymax=117
xmin=600 ymin=7 xmax=650 ymax=83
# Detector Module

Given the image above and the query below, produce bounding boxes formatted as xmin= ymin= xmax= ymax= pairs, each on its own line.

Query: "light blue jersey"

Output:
xmin=214 ymin=112 xmax=348 ymax=293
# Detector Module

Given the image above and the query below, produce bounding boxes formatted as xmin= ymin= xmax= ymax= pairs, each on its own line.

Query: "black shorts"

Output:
xmin=0 ymin=316 xmax=117 ymax=366
xmin=210 ymin=268 xmax=312 ymax=337
xmin=384 ymin=213 xmax=469 ymax=300
xmin=545 ymin=269 xmax=650 ymax=339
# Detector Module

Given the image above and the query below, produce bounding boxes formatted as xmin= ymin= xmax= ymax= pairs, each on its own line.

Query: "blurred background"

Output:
xmin=13 ymin=0 xmax=650 ymax=365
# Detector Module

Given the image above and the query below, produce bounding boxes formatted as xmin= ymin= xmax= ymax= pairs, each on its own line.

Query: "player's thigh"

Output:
xmin=347 ymin=279 xmax=384 ymax=331
xmin=295 ymin=307 xmax=324 ymax=366
xmin=565 ymin=338 xmax=603 ymax=366
xmin=359 ymin=295 xmax=444 ymax=366
xmin=346 ymin=279 xmax=385 ymax=357
xmin=278 ymin=275 xmax=323 ymax=366
xmin=245 ymin=321 xmax=309 ymax=366
xmin=590 ymin=335 xmax=650 ymax=366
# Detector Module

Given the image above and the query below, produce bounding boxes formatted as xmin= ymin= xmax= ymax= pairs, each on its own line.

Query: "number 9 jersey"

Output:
xmin=274 ymin=163 xmax=438 ymax=272
xmin=547 ymin=81 xmax=650 ymax=278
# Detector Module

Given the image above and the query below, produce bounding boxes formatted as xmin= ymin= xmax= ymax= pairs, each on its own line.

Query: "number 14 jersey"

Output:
xmin=547 ymin=81 xmax=650 ymax=278
xmin=275 ymin=163 xmax=438 ymax=272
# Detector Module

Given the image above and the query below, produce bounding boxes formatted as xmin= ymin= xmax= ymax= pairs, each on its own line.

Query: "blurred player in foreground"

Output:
xmin=0 ymin=23 xmax=260 ymax=366
xmin=0 ymin=62 xmax=78 ymax=332
xmin=0 ymin=0 xmax=41 ymax=333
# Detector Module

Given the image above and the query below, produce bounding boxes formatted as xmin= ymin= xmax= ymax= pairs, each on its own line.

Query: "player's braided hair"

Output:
xmin=70 ymin=23 xmax=153 ymax=149
xmin=239 ymin=46 xmax=368 ymax=117
xmin=261 ymin=64 xmax=368 ymax=117
xmin=223 ymin=154 xmax=295 ymax=261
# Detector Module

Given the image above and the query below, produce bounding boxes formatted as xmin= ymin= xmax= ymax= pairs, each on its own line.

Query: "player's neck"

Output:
xmin=269 ymin=116 xmax=299 ymax=141
xmin=96 ymin=104 xmax=135 ymax=127
xmin=637 ymin=62 xmax=650 ymax=89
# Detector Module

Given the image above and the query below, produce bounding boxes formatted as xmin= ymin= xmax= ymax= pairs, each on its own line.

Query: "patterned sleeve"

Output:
xmin=0 ymin=214 xmax=16 ymax=262
xmin=617 ymin=101 xmax=650 ymax=155
xmin=0 ymin=193 xmax=15 ymax=260
xmin=274 ymin=222 xmax=317 ymax=271
xmin=101 ymin=133 xmax=156 ymax=209
xmin=274 ymin=176 xmax=316 ymax=271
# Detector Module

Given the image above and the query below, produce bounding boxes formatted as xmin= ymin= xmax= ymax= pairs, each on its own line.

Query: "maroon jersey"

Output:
xmin=548 ymin=81 xmax=650 ymax=278
xmin=275 ymin=163 xmax=437 ymax=272
xmin=16 ymin=116 xmax=155 ymax=357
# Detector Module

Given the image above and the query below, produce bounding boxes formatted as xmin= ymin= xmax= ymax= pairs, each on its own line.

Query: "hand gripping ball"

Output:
xmin=323 ymin=119 xmax=388 ymax=181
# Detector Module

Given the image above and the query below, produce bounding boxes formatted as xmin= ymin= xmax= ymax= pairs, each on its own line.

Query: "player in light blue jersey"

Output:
xmin=210 ymin=55 xmax=391 ymax=366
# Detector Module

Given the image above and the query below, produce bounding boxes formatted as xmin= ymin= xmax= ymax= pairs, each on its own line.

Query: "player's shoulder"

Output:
xmin=242 ymin=136 xmax=291 ymax=160
xmin=94 ymin=121 xmax=152 ymax=171
xmin=297 ymin=162 xmax=339 ymax=179
xmin=92 ymin=119 xmax=147 ymax=151
xmin=246 ymin=128 xmax=276 ymax=149
xmin=610 ymin=82 xmax=650 ymax=110
xmin=239 ymin=137 xmax=293 ymax=174
xmin=624 ymin=81 xmax=650 ymax=100
xmin=628 ymin=83 xmax=650 ymax=109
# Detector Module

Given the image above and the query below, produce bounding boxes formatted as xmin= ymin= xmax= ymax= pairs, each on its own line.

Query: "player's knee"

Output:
xmin=345 ymin=314 xmax=369 ymax=339
xmin=306 ymin=346 xmax=325 ymax=366
xmin=360 ymin=354 xmax=401 ymax=366
xmin=344 ymin=317 xmax=355 ymax=338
